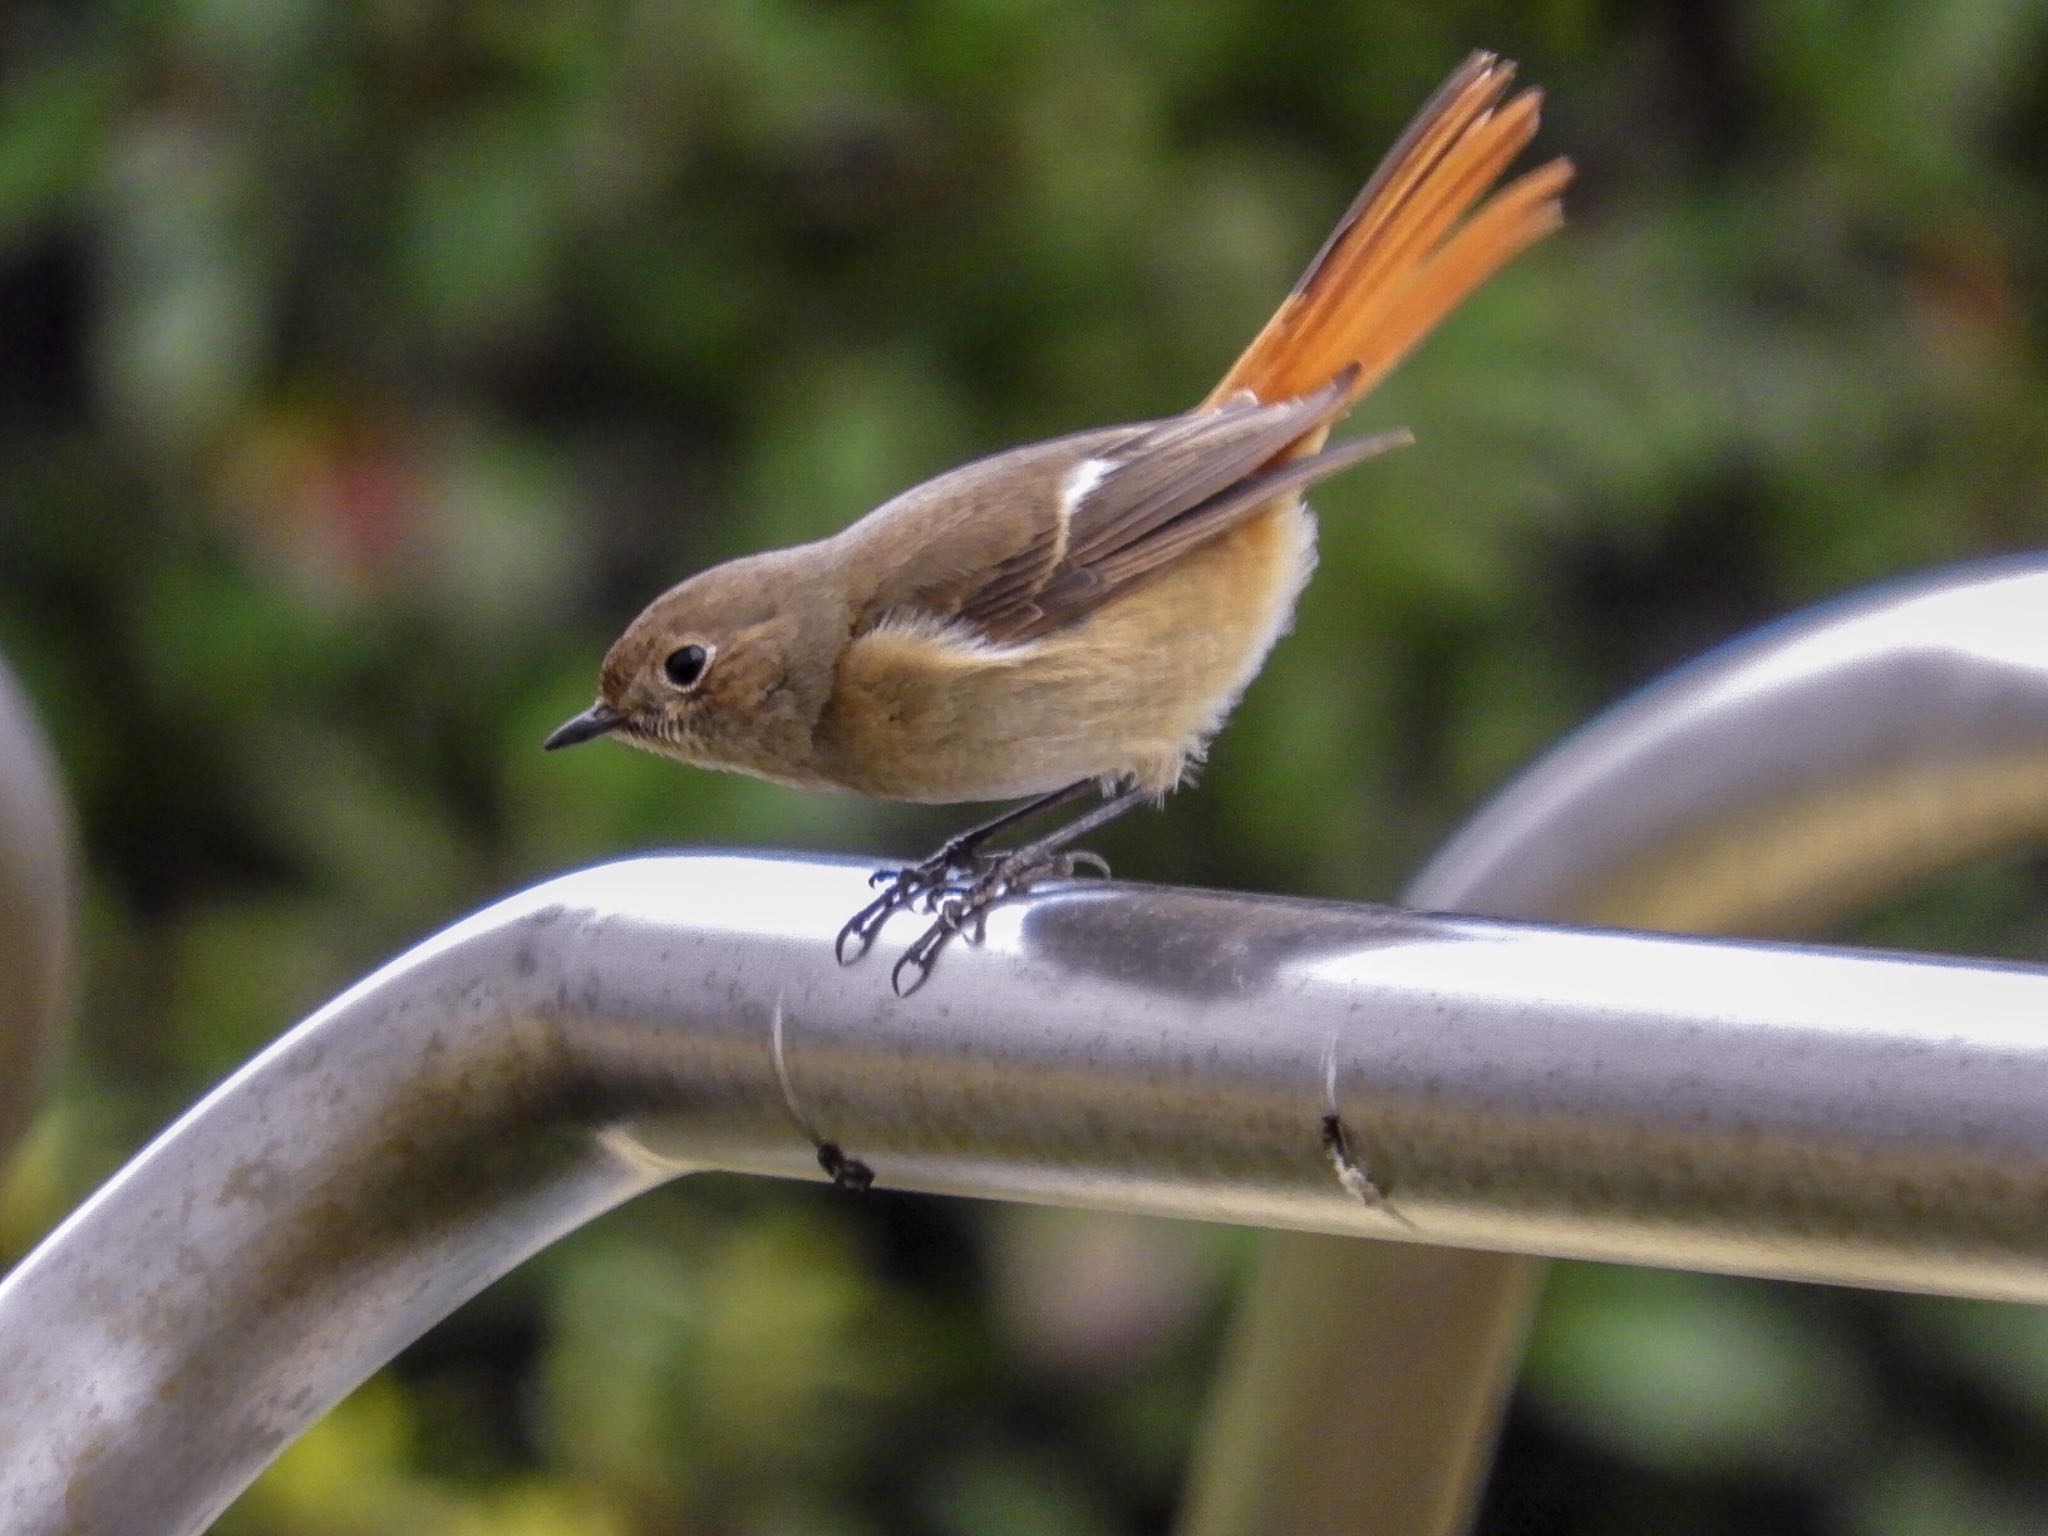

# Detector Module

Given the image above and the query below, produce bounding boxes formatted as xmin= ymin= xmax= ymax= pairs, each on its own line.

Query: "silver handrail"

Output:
xmin=0 ymin=656 xmax=74 ymax=1163
xmin=8 ymin=561 xmax=2048 ymax=1534
xmin=1184 ymin=555 xmax=2048 ymax=1536
xmin=7 ymin=851 xmax=2048 ymax=1531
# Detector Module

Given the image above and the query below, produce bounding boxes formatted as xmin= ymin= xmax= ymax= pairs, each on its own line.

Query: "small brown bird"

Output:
xmin=547 ymin=52 xmax=1572 ymax=991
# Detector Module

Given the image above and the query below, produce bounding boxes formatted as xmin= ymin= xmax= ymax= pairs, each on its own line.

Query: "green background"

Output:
xmin=6 ymin=1 xmax=2048 ymax=1531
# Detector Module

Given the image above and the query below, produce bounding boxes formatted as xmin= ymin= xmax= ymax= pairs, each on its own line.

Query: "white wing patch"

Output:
xmin=862 ymin=609 xmax=1040 ymax=667
xmin=1058 ymin=456 xmax=1114 ymax=520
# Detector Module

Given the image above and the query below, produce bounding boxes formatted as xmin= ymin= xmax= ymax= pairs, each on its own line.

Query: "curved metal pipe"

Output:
xmin=1185 ymin=556 xmax=2048 ymax=1536
xmin=10 ymin=852 xmax=2048 ymax=1531
xmin=0 ymin=656 xmax=75 ymax=1163
xmin=1412 ymin=556 xmax=2048 ymax=930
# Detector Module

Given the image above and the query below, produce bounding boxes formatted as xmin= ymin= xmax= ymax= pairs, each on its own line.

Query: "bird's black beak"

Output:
xmin=543 ymin=703 xmax=628 ymax=751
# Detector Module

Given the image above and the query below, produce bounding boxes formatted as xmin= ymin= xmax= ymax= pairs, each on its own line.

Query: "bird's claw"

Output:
xmin=834 ymin=890 xmax=899 ymax=965
xmin=857 ymin=835 xmax=1114 ymax=992
xmin=891 ymin=898 xmax=984 ymax=994
xmin=891 ymin=933 xmax=942 ymax=996
xmin=839 ymin=849 xmax=984 ymax=965
xmin=835 ymin=908 xmax=872 ymax=964
xmin=940 ymin=893 xmax=989 ymax=941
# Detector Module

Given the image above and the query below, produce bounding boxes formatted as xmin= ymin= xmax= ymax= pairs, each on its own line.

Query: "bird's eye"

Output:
xmin=663 ymin=643 xmax=711 ymax=691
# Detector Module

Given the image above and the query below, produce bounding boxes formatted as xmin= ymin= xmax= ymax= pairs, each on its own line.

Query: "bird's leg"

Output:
xmin=835 ymin=778 xmax=1102 ymax=965
xmin=890 ymin=786 xmax=1152 ymax=994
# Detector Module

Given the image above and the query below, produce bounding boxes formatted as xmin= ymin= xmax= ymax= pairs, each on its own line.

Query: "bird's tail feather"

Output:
xmin=1206 ymin=51 xmax=1571 ymax=433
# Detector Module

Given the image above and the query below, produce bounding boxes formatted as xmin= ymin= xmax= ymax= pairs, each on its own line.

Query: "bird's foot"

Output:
xmin=835 ymin=834 xmax=997 ymax=966
xmin=888 ymin=846 xmax=1111 ymax=996
xmin=837 ymin=781 xmax=1141 ymax=988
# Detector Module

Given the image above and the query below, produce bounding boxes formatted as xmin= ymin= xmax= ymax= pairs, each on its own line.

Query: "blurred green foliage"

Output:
xmin=5 ymin=0 xmax=2048 ymax=1531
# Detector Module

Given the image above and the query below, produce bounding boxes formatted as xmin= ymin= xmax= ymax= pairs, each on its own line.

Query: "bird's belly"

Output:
xmin=813 ymin=502 xmax=1317 ymax=804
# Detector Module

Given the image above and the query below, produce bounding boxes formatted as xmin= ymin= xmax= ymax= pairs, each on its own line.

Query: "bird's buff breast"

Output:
xmin=809 ymin=502 xmax=1318 ymax=803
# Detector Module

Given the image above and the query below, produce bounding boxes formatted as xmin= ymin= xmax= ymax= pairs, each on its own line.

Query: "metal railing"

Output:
xmin=0 ymin=656 xmax=74 ymax=1165
xmin=4 ymin=558 xmax=2048 ymax=1535
xmin=1184 ymin=555 xmax=2048 ymax=1536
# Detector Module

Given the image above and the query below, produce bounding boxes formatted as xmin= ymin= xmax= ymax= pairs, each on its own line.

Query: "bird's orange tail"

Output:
xmin=1206 ymin=51 xmax=1572 ymax=417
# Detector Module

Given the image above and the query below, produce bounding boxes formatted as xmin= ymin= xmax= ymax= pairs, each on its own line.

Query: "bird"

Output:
xmin=545 ymin=51 xmax=1572 ymax=993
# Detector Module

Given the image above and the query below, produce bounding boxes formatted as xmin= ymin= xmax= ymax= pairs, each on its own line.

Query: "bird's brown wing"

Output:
xmin=943 ymin=371 xmax=1398 ymax=644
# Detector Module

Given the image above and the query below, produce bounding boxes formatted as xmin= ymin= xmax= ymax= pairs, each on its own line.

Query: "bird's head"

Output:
xmin=544 ymin=549 xmax=843 ymax=784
